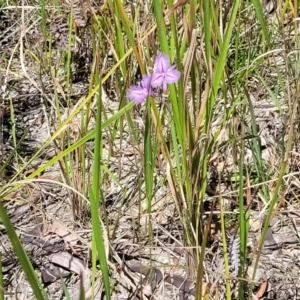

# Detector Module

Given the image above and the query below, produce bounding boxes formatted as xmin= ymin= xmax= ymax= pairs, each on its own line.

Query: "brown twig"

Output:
xmin=164 ymin=0 xmax=190 ymax=19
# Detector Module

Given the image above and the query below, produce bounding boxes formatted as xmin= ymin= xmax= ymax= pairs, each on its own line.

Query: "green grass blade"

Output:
xmin=0 ymin=201 xmax=48 ymax=300
xmin=61 ymin=280 xmax=71 ymax=300
xmin=203 ymin=0 xmax=211 ymax=68
xmin=90 ymin=74 xmax=110 ymax=299
xmin=210 ymin=0 xmax=241 ymax=114
xmin=144 ymin=99 xmax=154 ymax=214
xmin=251 ymin=0 xmax=271 ymax=48
xmin=114 ymin=0 xmax=145 ymax=73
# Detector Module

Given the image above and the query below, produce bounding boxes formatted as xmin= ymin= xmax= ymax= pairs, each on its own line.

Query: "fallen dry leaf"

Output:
xmin=202 ymin=282 xmax=211 ymax=297
xmin=253 ymin=275 xmax=268 ymax=299
xmin=48 ymin=251 xmax=91 ymax=298
xmin=46 ymin=221 xmax=78 ymax=246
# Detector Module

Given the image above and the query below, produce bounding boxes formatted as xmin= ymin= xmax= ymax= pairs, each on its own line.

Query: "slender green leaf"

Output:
xmin=90 ymin=74 xmax=110 ymax=299
xmin=0 ymin=201 xmax=48 ymax=300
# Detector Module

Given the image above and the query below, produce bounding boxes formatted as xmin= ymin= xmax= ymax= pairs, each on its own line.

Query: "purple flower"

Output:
xmin=127 ymin=53 xmax=180 ymax=105
xmin=127 ymin=74 xmax=153 ymax=104
xmin=151 ymin=53 xmax=181 ymax=90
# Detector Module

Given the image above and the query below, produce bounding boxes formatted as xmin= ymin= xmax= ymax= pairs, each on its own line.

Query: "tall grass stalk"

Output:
xmin=89 ymin=72 xmax=110 ymax=299
xmin=0 ymin=201 xmax=49 ymax=299
xmin=251 ymin=0 xmax=270 ymax=48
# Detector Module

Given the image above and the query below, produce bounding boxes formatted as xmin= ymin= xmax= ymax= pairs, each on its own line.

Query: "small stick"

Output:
xmin=164 ymin=0 xmax=190 ymax=19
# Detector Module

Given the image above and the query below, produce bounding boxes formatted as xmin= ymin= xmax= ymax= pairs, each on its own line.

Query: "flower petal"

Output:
xmin=153 ymin=53 xmax=170 ymax=73
xmin=165 ymin=66 xmax=181 ymax=84
xmin=150 ymin=72 xmax=164 ymax=88
xmin=141 ymin=74 xmax=152 ymax=91
xmin=127 ymin=86 xmax=148 ymax=104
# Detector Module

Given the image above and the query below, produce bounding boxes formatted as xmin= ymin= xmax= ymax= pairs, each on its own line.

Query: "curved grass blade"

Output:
xmin=251 ymin=0 xmax=271 ymax=48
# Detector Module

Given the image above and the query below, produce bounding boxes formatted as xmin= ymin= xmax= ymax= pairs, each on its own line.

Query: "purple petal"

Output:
xmin=127 ymin=85 xmax=148 ymax=104
xmin=141 ymin=74 xmax=152 ymax=92
xmin=153 ymin=53 xmax=170 ymax=73
xmin=165 ymin=66 xmax=181 ymax=84
xmin=150 ymin=72 xmax=164 ymax=88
